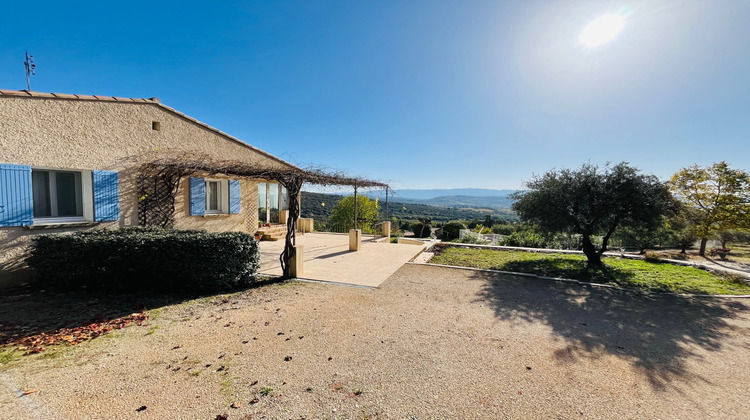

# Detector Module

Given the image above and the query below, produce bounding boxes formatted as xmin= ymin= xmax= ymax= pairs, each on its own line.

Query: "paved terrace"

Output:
xmin=258 ymin=232 xmax=428 ymax=287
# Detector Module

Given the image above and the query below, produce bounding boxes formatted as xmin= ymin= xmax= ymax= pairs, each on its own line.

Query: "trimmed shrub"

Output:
xmin=411 ymin=222 xmax=432 ymax=238
xmin=26 ymin=227 xmax=260 ymax=292
xmin=442 ymin=221 xmax=466 ymax=240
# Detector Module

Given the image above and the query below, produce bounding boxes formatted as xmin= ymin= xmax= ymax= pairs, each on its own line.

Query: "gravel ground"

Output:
xmin=2 ymin=264 xmax=750 ymax=419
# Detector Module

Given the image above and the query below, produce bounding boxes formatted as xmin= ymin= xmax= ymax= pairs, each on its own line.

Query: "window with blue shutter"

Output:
xmin=229 ymin=179 xmax=241 ymax=214
xmin=189 ymin=177 xmax=206 ymax=216
xmin=0 ymin=164 xmax=33 ymax=227
xmin=93 ymin=170 xmax=120 ymax=221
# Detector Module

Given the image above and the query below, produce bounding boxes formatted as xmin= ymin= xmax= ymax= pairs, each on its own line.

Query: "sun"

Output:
xmin=580 ymin=14 xmax=625 ymax=47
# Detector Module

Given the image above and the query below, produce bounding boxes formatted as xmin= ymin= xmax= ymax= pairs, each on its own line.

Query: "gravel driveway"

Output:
xmin=2 ymin=264 xmax=750 ymax=419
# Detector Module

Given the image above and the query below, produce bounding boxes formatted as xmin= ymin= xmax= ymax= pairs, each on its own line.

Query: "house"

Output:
xmin=0 ymin=90 xmax=295 ymax=288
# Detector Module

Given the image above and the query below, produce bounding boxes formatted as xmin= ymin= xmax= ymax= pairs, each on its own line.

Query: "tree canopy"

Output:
xmin=669 ymin=161 xmax=750 ymax=256
xmin=512 ymin=162 xmax=673 ymax=265
xmin=329 ymin=195 xmax=381 ymax=234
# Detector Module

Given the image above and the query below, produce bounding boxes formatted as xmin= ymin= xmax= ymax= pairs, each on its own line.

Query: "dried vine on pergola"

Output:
xmin=136 ymin=151 xmax=388 ymax=279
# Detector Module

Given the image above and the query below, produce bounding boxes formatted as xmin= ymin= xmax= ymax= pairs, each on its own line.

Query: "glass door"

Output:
xmin=269 ymin=183 xmax=279 ymax=223
xmin=258 ymin=183 xmax=267 ymax=223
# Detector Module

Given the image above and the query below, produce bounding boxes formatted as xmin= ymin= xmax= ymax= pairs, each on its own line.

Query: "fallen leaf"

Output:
xmin=231 ymin=401 xmax=242 ymax=408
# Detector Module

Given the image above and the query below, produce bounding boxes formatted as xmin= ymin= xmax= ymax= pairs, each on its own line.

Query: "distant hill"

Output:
xmin=394 ymin=188 xmax=517 ymax=199
xmin=301 ymin=191 xmax=518 ymax=223
xmin=363 ymin=188 xmax=517 ymax=209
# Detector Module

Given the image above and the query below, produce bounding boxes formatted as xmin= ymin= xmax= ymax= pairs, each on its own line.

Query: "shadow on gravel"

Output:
xmin=497 ymin=257 xmax=636 ymax=287
xmin=472 ymin=270 xmax=749 ymax=390
xmin=0 ymin=278 xmax=282 ymax=347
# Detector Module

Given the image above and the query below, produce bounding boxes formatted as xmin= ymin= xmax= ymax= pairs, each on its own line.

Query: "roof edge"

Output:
xmin=0 ymin=89 xmax=298 ymax=170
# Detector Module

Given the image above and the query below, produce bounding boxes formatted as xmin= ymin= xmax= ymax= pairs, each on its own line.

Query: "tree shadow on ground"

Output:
xmin=497 ymin=257 xmax=636 ymax=287
xmin=471 ymin=270 xmax=749 ymax=390
xmin=0 ymin=278 xmax=281 ymax=347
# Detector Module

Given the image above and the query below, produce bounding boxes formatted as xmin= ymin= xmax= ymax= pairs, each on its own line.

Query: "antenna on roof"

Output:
xmin=24 ymin=51 xmax=36 ymax=91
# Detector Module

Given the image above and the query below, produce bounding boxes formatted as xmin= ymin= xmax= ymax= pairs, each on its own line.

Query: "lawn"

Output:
xmin=429 ymin=246 xmax=750 ymax=295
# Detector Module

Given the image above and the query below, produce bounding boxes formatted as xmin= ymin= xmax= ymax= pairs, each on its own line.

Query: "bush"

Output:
xmin=442 ymin=221 xmax=466 ymax=240
xmin=491 ymin=223 xmax=516 ymax=235
xmin=456 ymin=231 xmax=489 ymax=245
xmin=500 ymin=230 xmax=548 ymax=248
xmin=26 ymin=227 xmax=260 ymax=292
xmin=411 ymin=222 xmax=432 ymax=238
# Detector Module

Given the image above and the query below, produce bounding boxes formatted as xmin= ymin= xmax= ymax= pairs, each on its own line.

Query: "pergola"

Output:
xmin=135 ymin=151 xmax=389 ymax=279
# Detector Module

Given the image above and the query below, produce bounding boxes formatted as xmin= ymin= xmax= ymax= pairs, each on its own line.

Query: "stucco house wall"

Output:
xmin=0 ymin=90 xmax=294 ymax=287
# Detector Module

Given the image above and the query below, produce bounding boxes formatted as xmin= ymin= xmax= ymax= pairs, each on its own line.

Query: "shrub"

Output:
xmin=491 ymin=223 xmax=516 ymax=235
xmin=411 ymin=222 xmax=432 ymax=238
xmin=643 ymin=250 xmax=688 ymax=261
xmin=26 ymin=227 xmax=260 ymax=292
xmin=500 ymin=230 xmax=548 ymax=248
xmin=442 ymin=221 xmax=466 ymax=240
xmin=456 ymin=231 xmax=489 ymax=245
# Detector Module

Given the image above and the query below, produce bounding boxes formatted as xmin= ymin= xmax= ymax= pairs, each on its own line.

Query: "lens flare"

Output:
xmin=580 ymin=14 xmax=625 ymax=47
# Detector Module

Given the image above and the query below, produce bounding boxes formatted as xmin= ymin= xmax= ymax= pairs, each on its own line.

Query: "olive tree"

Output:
xmin=512 ymin=162 xmax=673 ymax=266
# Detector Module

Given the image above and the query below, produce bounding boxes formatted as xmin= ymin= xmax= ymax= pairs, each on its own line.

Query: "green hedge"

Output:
xmin=411 ymin=222 xmax=432 ymax=238
xmin=441 ymin=221 xmax=466 ymax=240
xmin=26 ymin=227 xmax=260 ymax=292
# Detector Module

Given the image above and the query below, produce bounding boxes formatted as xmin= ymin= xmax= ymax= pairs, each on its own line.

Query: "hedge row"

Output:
xmin=26 ymin=227 xmax=260 ymax=292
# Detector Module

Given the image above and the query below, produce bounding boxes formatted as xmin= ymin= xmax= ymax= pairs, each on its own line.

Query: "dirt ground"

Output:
xmin=2 ymin=264 xmax=750 ymax=419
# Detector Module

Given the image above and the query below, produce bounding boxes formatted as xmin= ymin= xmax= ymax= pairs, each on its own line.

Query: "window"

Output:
xmin=31 ymin=169 xmax=89 ymax=220
xmin=0 ymin=164 xmax=119 ymax=227
xmin=189 ymin=177 xmax=240 ymax=217
xmin=205 ymin=179 xmax=228 ymax=214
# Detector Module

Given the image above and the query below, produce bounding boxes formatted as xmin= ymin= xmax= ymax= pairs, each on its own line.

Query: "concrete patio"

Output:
xmin=258 ymin=232 xmax=427 ymax=287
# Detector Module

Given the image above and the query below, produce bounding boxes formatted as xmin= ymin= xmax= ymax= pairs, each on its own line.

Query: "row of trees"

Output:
xmin=512 ymin=161 xmax=750 ymax=266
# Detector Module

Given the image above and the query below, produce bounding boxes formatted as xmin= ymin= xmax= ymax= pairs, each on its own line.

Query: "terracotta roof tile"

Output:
xmin=0 ymin=90 xmax=160 ymax=103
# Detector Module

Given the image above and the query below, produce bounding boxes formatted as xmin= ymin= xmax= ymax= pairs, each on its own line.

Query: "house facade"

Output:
xmin=0 ymin=90 xmax=294 ymax=287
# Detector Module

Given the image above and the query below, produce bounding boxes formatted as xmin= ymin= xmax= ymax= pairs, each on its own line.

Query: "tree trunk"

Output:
xmin=699 ymin=237 xmax=708 ymax=257
xmin=280 ymin=179 xmax=303 ymax=279
xmin=581 ymin=234 xmax=602 ymax=266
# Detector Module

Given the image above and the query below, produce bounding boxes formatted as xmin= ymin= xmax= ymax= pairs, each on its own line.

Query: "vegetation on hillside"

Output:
xmin=301 ymin=191 xmax=518 ymax=224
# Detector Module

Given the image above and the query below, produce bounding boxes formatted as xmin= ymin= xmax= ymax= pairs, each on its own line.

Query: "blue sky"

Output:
xmin=1 ymin=1 xmax=749 ymax=190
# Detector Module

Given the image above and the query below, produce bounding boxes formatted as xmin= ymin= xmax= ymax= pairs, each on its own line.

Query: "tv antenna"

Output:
xmin=24 ymin=51 xmax=36 ymax=91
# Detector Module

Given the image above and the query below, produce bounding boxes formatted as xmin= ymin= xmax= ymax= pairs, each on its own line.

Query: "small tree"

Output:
xmin=329 ymin=195 xmax=381 ymax=233
xmin=512 ymin=162 xmax=673 ymax=266
xmin=665 ymin=204 xmax=701 ymax=253
xmin=669 ymin=162 xmax=750 ymax=256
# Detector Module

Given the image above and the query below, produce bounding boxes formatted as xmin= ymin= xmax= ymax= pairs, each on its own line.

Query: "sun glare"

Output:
xmin=580 ymin=14 xmax=625 ymax=47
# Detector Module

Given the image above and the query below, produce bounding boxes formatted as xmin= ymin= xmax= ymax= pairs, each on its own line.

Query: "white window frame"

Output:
xmin=205 ymin=179 xmax=229 ymax=215
xmin=31 ymin=167 xmax=94 ymax=224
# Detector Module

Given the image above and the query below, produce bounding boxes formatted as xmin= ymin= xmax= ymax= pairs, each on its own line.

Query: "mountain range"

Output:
xmin=364 ymin=188 xmax=517 ymax=209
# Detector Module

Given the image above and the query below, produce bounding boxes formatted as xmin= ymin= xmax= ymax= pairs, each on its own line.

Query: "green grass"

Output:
xmin=430 ymin=247 xmax=750 ymax=295
xmin=0 ymin=348 xmax=22 ymax=366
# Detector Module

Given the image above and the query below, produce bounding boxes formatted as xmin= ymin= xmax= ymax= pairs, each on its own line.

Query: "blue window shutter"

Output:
xmin=189 ymin=177 xmax=205 ymax=216
xmin=93 ymin=170 xmax=120 ymax=222
xmin=0 ymin=164 xmax=33 ymax=227
xmin=229 ymin=179 xmax=241 ymax=214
